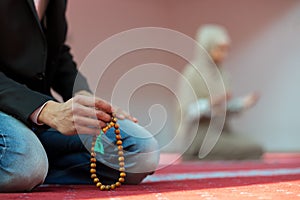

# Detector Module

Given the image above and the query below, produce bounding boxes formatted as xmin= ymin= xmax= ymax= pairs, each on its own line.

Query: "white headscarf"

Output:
xmin=195 ymin=24 xmax=231 ymax=56
xmin=178 ymin=24 xmax=232 ymax=109
xmin=191 ymin=24 xmax=232 ymax=92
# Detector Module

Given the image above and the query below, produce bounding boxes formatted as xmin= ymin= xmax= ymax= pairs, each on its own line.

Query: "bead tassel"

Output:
xmin=90 ymin=116 xmax=126 ymax=191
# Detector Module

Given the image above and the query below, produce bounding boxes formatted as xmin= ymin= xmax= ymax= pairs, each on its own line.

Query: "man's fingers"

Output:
xmin=95 ymin=110 xmax=112 ymax=122
xmin=72 ymin=98 xmax=112 ymax=123
xmin=131 ymin=117 xmax=138 ymax=123
xmin=73 ymin=116 xmax=107 ymax=129
xmin=74 ymin=104 xmax=111 ymax=122
xmin=73 ymin=95 xmax=95 ymax=106
xmin=95 ymin=98 xmax=112 ymax=113
xmin=73 ymin=95 xmax=112 ymax=113
xmin=113 ymin=107 xmax=138 ymax=123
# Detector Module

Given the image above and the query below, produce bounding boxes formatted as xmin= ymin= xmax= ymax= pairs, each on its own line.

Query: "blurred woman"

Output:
xmin=176 ymin=24 xmax=263 ymax=160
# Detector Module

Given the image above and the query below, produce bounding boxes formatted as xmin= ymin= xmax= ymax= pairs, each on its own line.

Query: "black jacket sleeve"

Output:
xmin=0 ymin=72 xmax=54 ymax=126
xmin=51 ymin=44 xmax=91 ymax=101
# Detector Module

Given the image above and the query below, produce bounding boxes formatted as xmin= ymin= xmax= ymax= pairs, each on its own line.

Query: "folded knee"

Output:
xmin=0 ymin=159 xmax=48 ymax=192
xmin=0 ymin=133 xmax=48 ymax=192
xmin=125 ymin=172 xmax=153 ymax=185
xmin=127 ymin=137 xmax=160 ymax=175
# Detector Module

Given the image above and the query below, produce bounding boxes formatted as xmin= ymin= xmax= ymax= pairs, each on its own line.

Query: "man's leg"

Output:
xmin=0 ymin=112 xmax=48 ymax=192
xmin=95 ymin=119 xmax=160 ymax=184
xmin=38 ymin=119 xmax=160 ymax=185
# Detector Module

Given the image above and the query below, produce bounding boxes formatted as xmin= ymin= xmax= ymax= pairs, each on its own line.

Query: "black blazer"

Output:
xmin=0 ymin=0 xmax=90 ymax=129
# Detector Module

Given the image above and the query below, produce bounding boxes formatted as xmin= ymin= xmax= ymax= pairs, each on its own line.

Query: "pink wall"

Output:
xmin=66 ymin=0 xmax=295 ymax=65
xmin=66 ymin=0 xmax=300 ymax=151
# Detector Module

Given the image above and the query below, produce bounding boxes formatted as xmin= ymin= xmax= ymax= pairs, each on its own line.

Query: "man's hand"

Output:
xmin=75 ymin=90 xmax=138 ymax=123
xmin=113 ymin=106 xmax=138 ymax=123
xmin=38 ymin=95 xmax=112 ymax=136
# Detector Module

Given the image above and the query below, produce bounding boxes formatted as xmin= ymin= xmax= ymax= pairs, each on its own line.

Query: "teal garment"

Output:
xmin=94 ymin=131 xmax=105 ymax=154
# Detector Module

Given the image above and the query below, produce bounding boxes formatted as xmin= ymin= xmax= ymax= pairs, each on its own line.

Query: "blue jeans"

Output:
xmin=0 ymin=111 xmax=159 ymax=192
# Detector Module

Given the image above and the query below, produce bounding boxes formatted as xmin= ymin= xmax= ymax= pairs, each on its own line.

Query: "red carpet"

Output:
xmin=1 ymin=153 xmax=300 ymax=200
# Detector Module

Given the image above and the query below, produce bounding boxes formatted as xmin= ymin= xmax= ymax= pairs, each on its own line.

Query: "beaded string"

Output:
xmin=90 ymin=115 xmax=126 ymax=190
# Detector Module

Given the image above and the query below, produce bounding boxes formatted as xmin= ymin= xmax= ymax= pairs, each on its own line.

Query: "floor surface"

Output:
xmin=1 ymin=153 xmax=300 ymax=200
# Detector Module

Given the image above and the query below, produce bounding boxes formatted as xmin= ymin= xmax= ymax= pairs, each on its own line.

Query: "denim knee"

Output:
xmin=92 ymin=119 xmax=160 ymax=184
xmin=124 ymin=136 xmax=160 ymax=184
xmin=137 ymin=136 xmax=160 ymax=172
xmin=0 ymin=112 xmax=48 ymax=192
xmin=118 ymin=119 xmax=160 ymax=173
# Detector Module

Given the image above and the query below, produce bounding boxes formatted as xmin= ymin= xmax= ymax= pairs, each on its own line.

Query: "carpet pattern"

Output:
xmin=1 ymin=153 xmax=300 ymax=200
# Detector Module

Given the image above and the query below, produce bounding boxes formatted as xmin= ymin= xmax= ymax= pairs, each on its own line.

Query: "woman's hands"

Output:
xmin=243 ymin=92 xmax=260 ymax=109
xmin=226 ymin=91 xmax=260 ymax=114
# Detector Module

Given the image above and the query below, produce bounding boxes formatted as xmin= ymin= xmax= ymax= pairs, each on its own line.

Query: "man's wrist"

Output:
xmin=38 ymin=100 xmax=58 ymax=126
xmin=30 ymin=102 xmax=49 ymax=125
